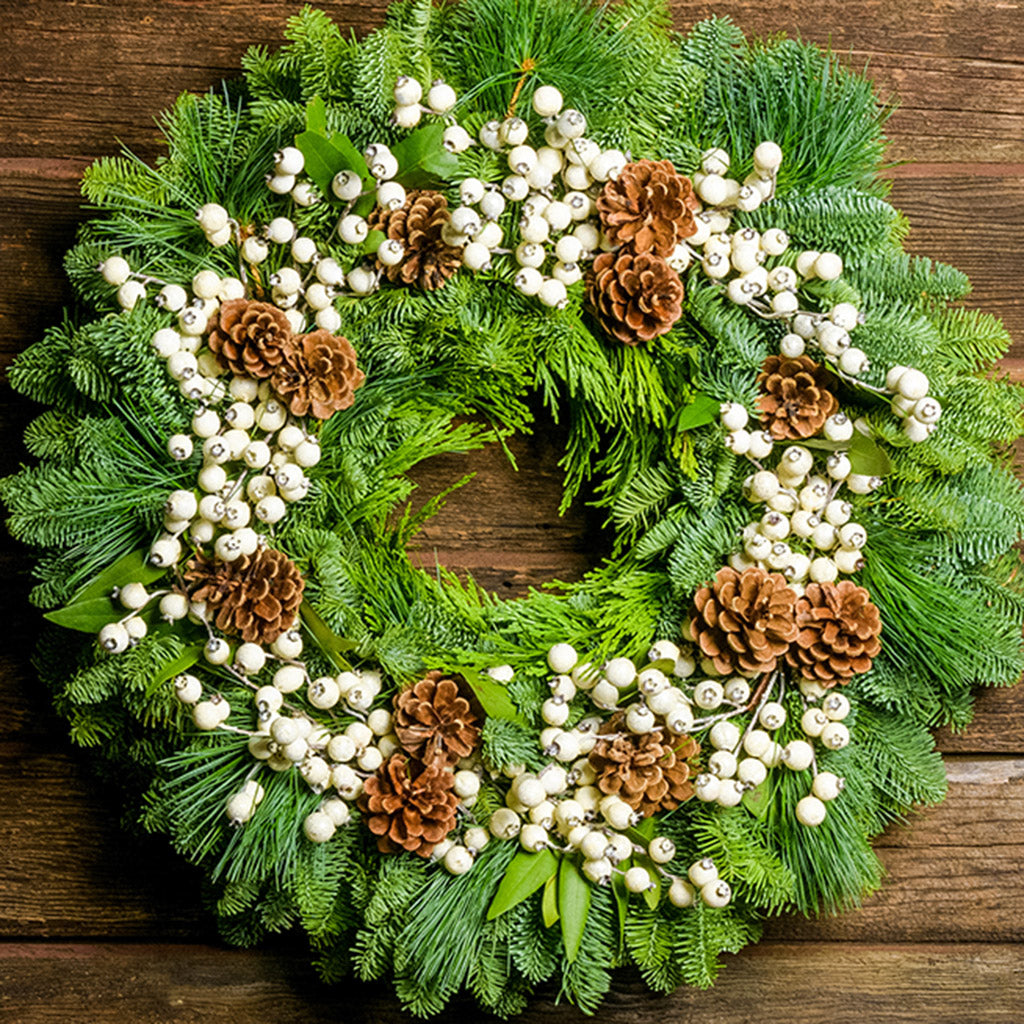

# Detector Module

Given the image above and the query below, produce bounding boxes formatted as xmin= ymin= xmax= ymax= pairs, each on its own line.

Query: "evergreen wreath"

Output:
xmin=4 ymin=0 xmax=1024 ymax=1016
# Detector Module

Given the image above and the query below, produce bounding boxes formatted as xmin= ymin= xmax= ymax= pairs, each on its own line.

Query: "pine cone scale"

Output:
xmin=588 ymin=248 xmax=684 ymax=345
xmin=597 ymin=159 xmax=699 ymax=257
xmin=207 ymin=299 xmax=293 ymax=379
xmin=691 ymin=566 xmax=798 ymax=677
xmin=368 ymin=190 xmax=461 ymax=291
xmin=359 ymin=754 xmax=459 ymax=857
xmin=271 ymin=329 xmax=365 ymax=420
xmin=589 ymin=712 xmax=699 ymax=817
xmin=757 ymin=355 xmax=839 ymax=440
xmin=185 ymin=548 xmax=304 ymax=645
xmin=785 ymin=580 xmax=882 ymax=686
xmin=393 ymin=671 xmax=481 ymax=766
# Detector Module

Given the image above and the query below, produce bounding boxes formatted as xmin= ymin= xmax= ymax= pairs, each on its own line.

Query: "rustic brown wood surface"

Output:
xmin=1 ymin=1 xmax=1022 ymax=1021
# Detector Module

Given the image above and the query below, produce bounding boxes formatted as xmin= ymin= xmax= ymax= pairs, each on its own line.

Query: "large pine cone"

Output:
xmin=757 ymin=355 xmax=839 ymax=440
xmin=588 ymin=248 xmax=684 ymax=345
xmin=786 ymin=580 xmax=882 ymax=686
xmin=207 ymin=299 xmax=293 ymax=379
xmin=393 ymin=670 xmax=481 ymax=766
xmin=358 ymin=753 xmax=459 ymax=857
xmin=368 ymin=189 xmax=461 ymax=290
xmin=692 ymin=566 xmax=798 ymax=678
xmin=184 ymin=547 xmax=304 ymax=645
xmin=271 ymin=329 xmax=365 ymax=420
xmin=589 ymin=712 xmax=699 ymax=817
xmin=596 ymin=159 xmax=700 ymax=257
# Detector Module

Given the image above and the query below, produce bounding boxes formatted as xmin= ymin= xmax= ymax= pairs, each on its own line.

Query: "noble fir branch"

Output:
xmin=848 ymin=707 xmax=947 ymax=825
xmin=667 ymin=900 xmax=760 ymax=989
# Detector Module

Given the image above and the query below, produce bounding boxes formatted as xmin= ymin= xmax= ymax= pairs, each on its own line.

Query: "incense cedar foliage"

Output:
xmin=2 ymin=0 xmax=1023 ymax=1017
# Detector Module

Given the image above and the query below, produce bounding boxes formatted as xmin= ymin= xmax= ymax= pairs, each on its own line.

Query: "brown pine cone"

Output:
xmin=358 ymin=753 xmax=459 ymax=857
xmin=184 ymin=547 xmax=304 ymax=645
xmin=691 ymin=566 xmax=798 ymax=678
xmin=271 ymin=329 xmax=365 ymax=420
xmin=786 ymin=580 xmax=882 ymax=686
xmin=596 ymin=159 xmax=700 ymax=257
xmin=393 ymin=670 xmax=481 ymax=766
xmin=367 ymin=189 xmax=461 ymax=290
xmin=206 ymin=299 xmax=293 ymax=379
xmin=589 ymin=712 xmax=700 ymax=817
xmin=587 ymin=248 xmax=684 ymax=345
xmin=757 ymin=355 xmax=839 ymax=440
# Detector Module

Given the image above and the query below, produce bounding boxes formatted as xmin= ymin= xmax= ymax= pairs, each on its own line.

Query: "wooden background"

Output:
xmin=1 ymin=1 xmax=1022 ymax=1020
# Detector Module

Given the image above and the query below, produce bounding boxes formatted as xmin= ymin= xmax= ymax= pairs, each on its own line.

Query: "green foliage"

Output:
xmin=689 ymin=808 xmax=797 ymax=910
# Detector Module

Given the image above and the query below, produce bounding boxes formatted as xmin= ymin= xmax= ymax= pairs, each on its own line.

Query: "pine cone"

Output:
xmin=757 ymin=355 xmax=839 ymax=440
xmin=184 ymin=547 xmax=304 ymax=645
xmin=367 ymin=189 xmax=462 ymax=290
xmin=206 ymin=299 xmax=293 ymax=379
xmin=393 ymin=670 xmax=481 ymax=766
xmin=691 ymin=566 xmax=798 ymax=678
xmin=587 ymin=248 xmax=684 ymax=345
xmin=596 ymin=159 xmax=700 ymax=257
xmin=271 ymin=329 xmax=365 ymax=420
xmin=358 ymin=753 xmax=459 ymax=856
xmin=786 ymin=580 xmax=882 ymax=686
xmin=589 ymin=712 xmax=700 ymax=817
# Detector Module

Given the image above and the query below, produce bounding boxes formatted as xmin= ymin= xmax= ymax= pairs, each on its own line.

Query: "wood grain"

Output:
xmin=2 ymin=942 xmax=1022 ymax=1024
xmin=1 ymin=1 xmax=1022 ymax=1021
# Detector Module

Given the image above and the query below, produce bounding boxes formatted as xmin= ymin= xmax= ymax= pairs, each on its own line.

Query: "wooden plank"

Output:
xmin=0 ymin=748 xmax=1019 ymax=942
xmin=0 ymin=2 xmax=386 ymax=161
xmin=888 ymin=176 xmax=1024 ymax=350
xmin=763 ymin=758 xmax=1024 ymax=943
xmin=668 ymin=3 xmax=1024 ymax=163
xmin=0 ymin=941 xmax=1021 ymax=1023
xmin=0 ymin=742 xmax=213 ymax=940
xmin=1 ymin=2 xmax=1022 ymax=163
xmin=0 ymin=3 xmax=1022 ymax=1020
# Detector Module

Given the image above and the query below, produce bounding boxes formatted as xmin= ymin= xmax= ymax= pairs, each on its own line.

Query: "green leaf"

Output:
xmin=294 ymin=130 xmax=346 ymax=197
xmin=673 ymin=391 xmax=720 ymax=432
xmin=300 ymin=600 xmax=355 ymax=671
xmin=644 ymin=879 xmax=660 ymax=910
xmin=558 ymin=858 xmax=591 ymax=963
xmin=848 ymin=430 xmax=892 ymax=476
xmin=641 ymin=658 xmax=676 ymax=675
xmin=294 ymin=129 xmax=370 ymax=200
xmin=361 ymin=229 xmax=386 ymax=255
xmin=626 ymin=816 xmax=657 ymax=845
xmin=611 ymin=872 xmax=628 ymax=946
xmin=487 ymin=848 xmax=559 ymax=920
xmin=329 ymin=133 xmax=371 ymax=182
xmin=391 ymin=124 xmax=460 ymax=188
xmin=145 ymin=644 xmax=204 ymax=697
xmin=70 ymin=547 xmax=166 ymax=605
xmin=635 ymin=855 xmax=661 ymax=909
xmin=542 ymin=873 xmax=560 ymax=928
xmin=44 ymin=596 xmax=119 ymax=633
xmin=463 ymin=668 xmax=528 ymax=726
xmin=305 ymin=95 xmax=327 ymax=136
xmin=742 ymin=782 xmax=772 ymax=820
xmin=800 ymin=432 xmax=891 ymax=477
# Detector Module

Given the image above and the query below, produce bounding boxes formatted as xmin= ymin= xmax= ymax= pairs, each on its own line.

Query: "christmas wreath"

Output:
xmin=4 ymin=0 xmax=1023 ymax=1016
